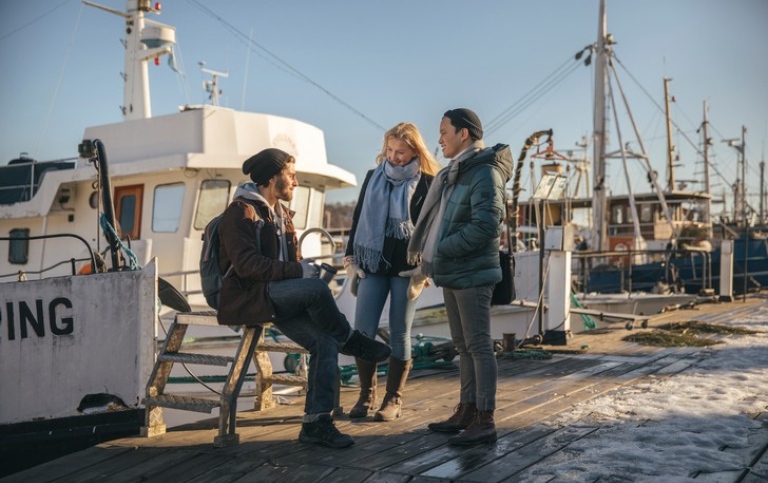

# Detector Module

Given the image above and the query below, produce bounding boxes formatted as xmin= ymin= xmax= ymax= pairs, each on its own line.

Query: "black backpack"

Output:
xmin=200 ymin=198 xmax=261 ymax=310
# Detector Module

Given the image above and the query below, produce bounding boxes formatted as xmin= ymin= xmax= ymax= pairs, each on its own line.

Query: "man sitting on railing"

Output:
xmin=217 ymin=148 xmax=391 ymax=448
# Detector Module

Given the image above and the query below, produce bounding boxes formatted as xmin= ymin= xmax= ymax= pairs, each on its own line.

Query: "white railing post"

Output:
xmin=719 ymin=240 xmax=734 ymax=302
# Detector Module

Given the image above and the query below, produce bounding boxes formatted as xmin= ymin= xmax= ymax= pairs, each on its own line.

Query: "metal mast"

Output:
xmin=591 ymin=0 xmax=609 ymax=252
xmin=83 ymin=0 xmax=175 ymax=120
xmin=701 ymin=101 xmax=713 ymax=238
xmin=760 ymin=159 xmax=765 ymax=225
xmin=664 ymin=78 xmax=675 ymax=191
xmin=741 ymin=125 xmax=748 ymax=227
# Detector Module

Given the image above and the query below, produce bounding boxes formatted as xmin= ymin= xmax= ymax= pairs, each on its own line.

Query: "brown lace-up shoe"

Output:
xmin=427 ymin=403 xmax=477 ymax=433
xmin=448 ymin=410 xmax=497 ymax=445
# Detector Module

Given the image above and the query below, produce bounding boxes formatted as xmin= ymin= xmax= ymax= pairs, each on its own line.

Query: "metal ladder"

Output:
xmin=141 ymin=311 xmax=309 ymax=447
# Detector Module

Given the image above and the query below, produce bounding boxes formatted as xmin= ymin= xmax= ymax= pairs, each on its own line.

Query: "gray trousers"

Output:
xmin=442 ymin=285 xmax=497 ymax=411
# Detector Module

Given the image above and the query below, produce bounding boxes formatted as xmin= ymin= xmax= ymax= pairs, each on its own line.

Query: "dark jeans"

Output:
xmin=443 ymin=284 xmax=497 ymax=411
xmin=268 ymin=277 xmax=351 ymax=415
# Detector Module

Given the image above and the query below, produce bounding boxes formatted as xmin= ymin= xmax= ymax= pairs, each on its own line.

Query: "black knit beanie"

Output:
xmin=444 ymin=108 xmax=483 ymax=141
xmin=242 ymin=148 xmax=292 ymax=185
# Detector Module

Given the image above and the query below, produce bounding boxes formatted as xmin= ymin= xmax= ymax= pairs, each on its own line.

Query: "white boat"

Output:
xmin=0 ymin=0 xmax=362 ymax=320
xmin=0 ymin=0 xmax=359 ymax=475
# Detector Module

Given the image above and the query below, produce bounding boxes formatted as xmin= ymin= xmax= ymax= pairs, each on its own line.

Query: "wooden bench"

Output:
xmin=141 ymin=311 xmax=310 ymax=447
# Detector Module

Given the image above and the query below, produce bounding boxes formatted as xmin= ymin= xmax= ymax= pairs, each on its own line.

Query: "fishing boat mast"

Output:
xmin=83 ymin=0 xmax=175 ymax=120
xmin=591 ymin=0 xmax=677 ymax=251
xmin=664 ymin=77 xmax=676 ymax=192
xmin=761 ymin=157 xmax=766 ymax=225
xmin=591 ymin=0 xmax=609 ymax=252
xmin=701 ymin=101 xmax=714 ymax=238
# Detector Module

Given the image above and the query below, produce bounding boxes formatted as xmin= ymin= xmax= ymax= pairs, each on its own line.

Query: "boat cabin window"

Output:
xmin=688 ymin=209 xmax=702 ymax=222
xmin=152 ymin=183 xmax=185 ymax=233
xmin=612 ymin=206 xmax=624 ymax=224
xmin=115 ymin=185 xmax=143 ymax=240
xmin=8 ymin=228 xmax=30 ymax=264
xmin=640 ymin=204 xmax=652 ymax=222
xmin=193 ymin=180 xmax=231 ymax=230
xmin=290 ymin=186 xmax=310 ymax=230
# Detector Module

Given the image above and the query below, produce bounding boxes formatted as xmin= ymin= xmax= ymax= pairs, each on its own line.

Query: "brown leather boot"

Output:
xmin=374 ymin=357 xmax=412 ymax=422
xmin=427 ymin=403 xmax=477 ymax=433
xmin=349 ymin=358 xmax=377 ymax=419
xmin=448 ymin=410 xmax=497 ymax=445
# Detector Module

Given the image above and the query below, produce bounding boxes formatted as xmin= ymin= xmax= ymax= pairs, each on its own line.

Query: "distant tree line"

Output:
xmin=324 ymin=201 xmax=356 ymax=230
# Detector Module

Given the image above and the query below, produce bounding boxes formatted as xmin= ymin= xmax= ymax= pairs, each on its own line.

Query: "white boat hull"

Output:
xmin=0 ymin=260 xmax=158 ymax=425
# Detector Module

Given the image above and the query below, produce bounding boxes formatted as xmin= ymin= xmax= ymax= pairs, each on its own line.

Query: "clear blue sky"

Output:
xmin=1 ymin=0 xmax=767 ymax=209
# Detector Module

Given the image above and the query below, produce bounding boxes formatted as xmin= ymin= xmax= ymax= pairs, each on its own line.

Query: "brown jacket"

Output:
xmin=216 ymin=198 xmax=302 ymax=325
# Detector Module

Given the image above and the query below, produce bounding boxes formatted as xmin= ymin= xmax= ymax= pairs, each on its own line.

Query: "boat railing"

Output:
xmin=570 ymin=244 xmax=720 ymax=295
xmin=0 ymin=233 xmax=97 ymax=280
xmin=677 ymin=247 xmax=713 ymax=291
xmin=155 ymin=225 xmax=348 ymax=301
xmin=161 ymin=255 xmax=348 ymax=302
xmin=159 ymin=269 xmax=202 ymax=298
xmin=571 ymin=247 xmax=676 ymax=294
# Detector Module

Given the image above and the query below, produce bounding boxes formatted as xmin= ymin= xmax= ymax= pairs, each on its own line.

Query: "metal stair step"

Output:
xmin=267 ymin=374 xmax=309 ymax=386
xmin=145 ymin=394 xmax=220 ymax=413
xmin=158 ymin=352 xmax=233 ymax=367
xmin=174 ymin=311 xmax=221 ymax=327
xmin=257 ymin=342 xmax=308 ymax=354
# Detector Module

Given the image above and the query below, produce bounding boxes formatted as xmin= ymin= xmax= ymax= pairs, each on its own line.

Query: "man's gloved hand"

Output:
xmin=300 ymin=258 xmax=320 ymax=278
xmin=399 ymin=267 xmax=430 ymax=300
xmin=343 ymin=256 xmax=366 ymax=296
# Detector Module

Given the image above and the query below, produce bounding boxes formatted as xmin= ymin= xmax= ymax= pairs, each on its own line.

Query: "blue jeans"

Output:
xmin=268 ymin=278 xmax=351 ymax=415
xmin=354 ymin=274 xmax=416 ymax=360
xmin=443 ymin=285 xmax=496 ymax=411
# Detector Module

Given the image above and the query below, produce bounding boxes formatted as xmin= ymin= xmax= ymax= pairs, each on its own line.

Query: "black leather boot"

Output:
xmin=340 ymin=330 xmax=391 ymax=362
xmin=299 ymin=414 xmax=354 ymax=448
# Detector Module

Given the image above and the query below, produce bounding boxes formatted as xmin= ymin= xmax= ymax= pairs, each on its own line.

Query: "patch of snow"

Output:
xmin=520 ymin=304 xmax=768 ymax=482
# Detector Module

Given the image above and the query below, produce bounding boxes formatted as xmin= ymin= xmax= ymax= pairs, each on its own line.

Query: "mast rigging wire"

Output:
xmin=0 ymin=0 xmax=73 ymax=42
xmin=187 ymin=0 xmax=386 ymax=132
xmin=485 ymin=55 xmax=583 ymax=136
xmin=613 ymin=55 xmax=738 ymax=190
xmin=36 ymin=2 xmax=85 ymax=156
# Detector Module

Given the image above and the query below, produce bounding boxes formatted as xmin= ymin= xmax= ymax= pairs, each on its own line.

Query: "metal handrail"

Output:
xmin=0 ymin=233 xmax=97 ymax=278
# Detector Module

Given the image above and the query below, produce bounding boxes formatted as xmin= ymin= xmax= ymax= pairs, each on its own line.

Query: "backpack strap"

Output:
xmin=225 ymin=197 xmax=264 ymax=278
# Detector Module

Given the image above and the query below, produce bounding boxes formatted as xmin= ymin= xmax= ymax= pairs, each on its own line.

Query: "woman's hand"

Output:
xmin=343 ymin=256 xmax=366 ymax=296
xmin=399 ymin=267 xmax=429 ymax=300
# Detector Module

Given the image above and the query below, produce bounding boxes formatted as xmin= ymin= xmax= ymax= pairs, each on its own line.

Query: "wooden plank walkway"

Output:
xmin=4 ymin=295 xmax=767 ymax=482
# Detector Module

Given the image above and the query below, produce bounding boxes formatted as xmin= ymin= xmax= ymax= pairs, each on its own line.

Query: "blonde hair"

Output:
xmin=375 ymin=122 xmax=441 ymax=176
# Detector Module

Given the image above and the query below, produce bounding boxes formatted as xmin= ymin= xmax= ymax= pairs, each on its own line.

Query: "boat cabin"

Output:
xmin=0 ymin=105 xmax=355 ymax=310
xmin=516 ymin=190 xmax=712 ymax=252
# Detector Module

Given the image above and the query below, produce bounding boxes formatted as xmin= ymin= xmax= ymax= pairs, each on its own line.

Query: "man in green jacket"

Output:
xmin=407 ymin=108 xmax=512 ymax=445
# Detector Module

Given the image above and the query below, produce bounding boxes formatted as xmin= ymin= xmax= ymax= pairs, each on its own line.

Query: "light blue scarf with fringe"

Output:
xmin=354 ymin=159 xmax=421 ymax=272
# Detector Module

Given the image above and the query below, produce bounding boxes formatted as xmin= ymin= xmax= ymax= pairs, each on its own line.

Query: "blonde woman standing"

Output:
xmin=344 ymin=122 xmax=440 ymax=421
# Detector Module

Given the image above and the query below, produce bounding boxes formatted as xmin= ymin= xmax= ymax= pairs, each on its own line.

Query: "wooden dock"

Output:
xmin=4 ymin=295 xmax=767 ymax=482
